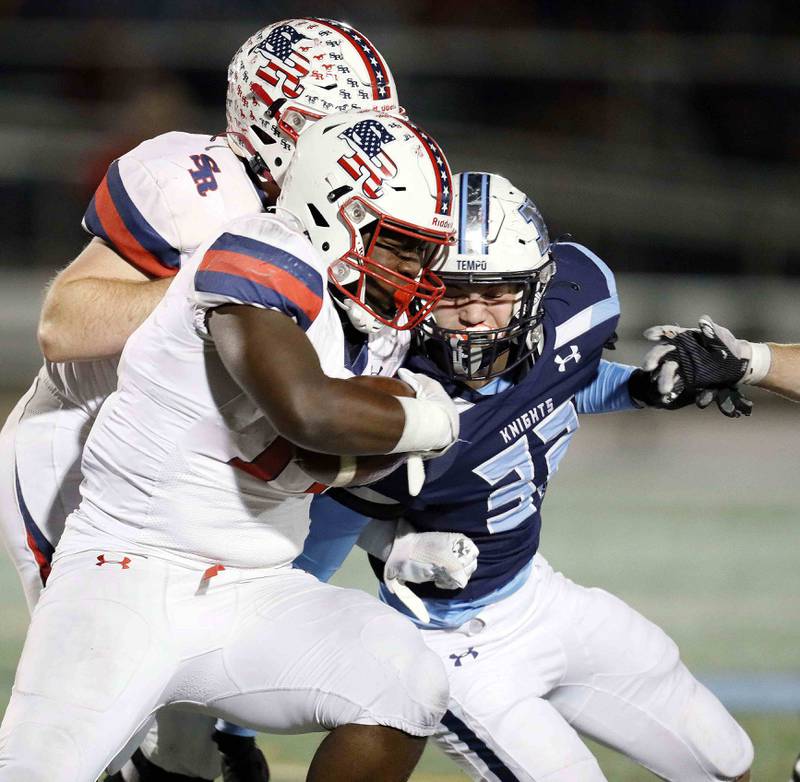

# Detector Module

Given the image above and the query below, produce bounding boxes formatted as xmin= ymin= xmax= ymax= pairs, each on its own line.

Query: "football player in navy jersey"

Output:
xmin=297 ymin=172 xmax=754 ymax=782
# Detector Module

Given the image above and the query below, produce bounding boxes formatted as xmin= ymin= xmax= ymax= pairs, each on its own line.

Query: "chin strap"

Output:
xmin=334 ymin=292 xmax=386 ymax=334
xmin=246 ymin=154 xmax=266 ymax=176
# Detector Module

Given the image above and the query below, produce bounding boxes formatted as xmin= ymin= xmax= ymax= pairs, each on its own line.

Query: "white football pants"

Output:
xmin=0 ymin=378 xmax=229 ymax=779
xmin=423 ymin=554 xmax=753 ymax=782
xmin=0 ymin=545 xmax=448 ymax=782
xmin=0 ymin=377 xmax=83 ymax=612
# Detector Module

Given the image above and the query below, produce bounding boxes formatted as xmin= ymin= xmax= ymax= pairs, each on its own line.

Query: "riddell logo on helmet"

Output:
xmin=432 ymin=216 xmax=452 ymax=228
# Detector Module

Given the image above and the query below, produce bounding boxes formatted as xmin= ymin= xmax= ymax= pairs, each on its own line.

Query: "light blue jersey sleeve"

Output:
xmin=293 ymin=494 xmax=372 ymax=582
xmin=575 ymin=359 xmax=638 ymax=414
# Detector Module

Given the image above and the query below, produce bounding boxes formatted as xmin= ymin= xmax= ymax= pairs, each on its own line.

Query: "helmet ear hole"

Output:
xmin=251 ymin=125 xmax=277 ymax=146
xmin=266 ymin=98 xmax=287 ymax=119
xmin=306 ymin=203 xmax=329 ymax=228
xmin=327 ymin=185 xmax=353 ymax=203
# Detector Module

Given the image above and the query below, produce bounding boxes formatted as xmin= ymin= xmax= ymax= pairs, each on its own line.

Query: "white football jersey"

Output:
xmin=62 ymin=211 xmax=409 ymax=569
xmin=45 ymin=131 xmax=267 ymax=415
xmin=8 ymin=133 xmax=267 ymax=586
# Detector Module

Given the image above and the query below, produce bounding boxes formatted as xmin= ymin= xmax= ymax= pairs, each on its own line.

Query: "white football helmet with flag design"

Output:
xmin=417 ymin=172 xmax=554 ymax=380
xmin=226 ymin=17 xmax=399 ymax=187
xmin=277 ymin=111 xmax=455 ymax=333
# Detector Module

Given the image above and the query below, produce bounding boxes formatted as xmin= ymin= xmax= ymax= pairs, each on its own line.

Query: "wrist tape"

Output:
xmin=389 ymin=396 xmax=454 ymax=454
xmin=743 ymin=342 xmax=771 ymax=385
xmin=329 ymin=455 xmax=358 ymax=487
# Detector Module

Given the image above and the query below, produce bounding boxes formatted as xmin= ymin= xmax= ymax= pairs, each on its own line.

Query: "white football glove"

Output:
xmin=695 ymin=317 xmax=771 ymax=386
xmin=382 ymin=519 xmax=479 ymax=623
xmin=392 ymin=368 xmax=461 ymax=497
xmin=641 ymin=323 xmax=693 ymax=401
xmin=643 ymin=316 xmax=770 ymax=389
xmin=384 ymin=519 xmax=479 ymax=590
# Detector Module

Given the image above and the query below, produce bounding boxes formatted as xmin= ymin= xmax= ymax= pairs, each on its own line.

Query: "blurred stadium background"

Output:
xmin=0 ymin=1 xmax=798 ymax=779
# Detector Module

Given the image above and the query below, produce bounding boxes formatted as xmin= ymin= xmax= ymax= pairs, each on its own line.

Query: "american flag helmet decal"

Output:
xmin=304 ymin=17 xmax=392 ymax=101
xmin=337 ymin=119 xmax=398 ymax=199
xmin=250 ymin=24 xmax=308 ymax=63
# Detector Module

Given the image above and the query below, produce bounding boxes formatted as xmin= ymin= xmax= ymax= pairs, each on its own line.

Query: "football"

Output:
xmin=293 ymin=375 xmax=415 ymax=487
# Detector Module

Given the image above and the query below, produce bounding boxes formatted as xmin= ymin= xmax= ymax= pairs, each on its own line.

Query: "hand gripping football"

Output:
xmin=293 ymin=375 xmax=415 ymax=488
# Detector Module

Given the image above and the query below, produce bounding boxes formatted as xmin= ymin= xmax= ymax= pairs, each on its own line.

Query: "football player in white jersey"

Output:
xmin=0 ymin=17 xmax=409 ymax=782
xmin=0 ymin=110 xmax=462 ymax=782
xmin=297 ymin=173 xmax=755 ymax=781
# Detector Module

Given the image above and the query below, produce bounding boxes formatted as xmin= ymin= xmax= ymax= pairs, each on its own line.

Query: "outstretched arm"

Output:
xmin=38 ymin=238 xmax=171 ymax=362
xmin=642 ymin=316 xmax=800 ymax=411
xmin=574 ymin=360 xmax=638 ymax=414
xmin=755 ymin=343 xmax=800 ymax=402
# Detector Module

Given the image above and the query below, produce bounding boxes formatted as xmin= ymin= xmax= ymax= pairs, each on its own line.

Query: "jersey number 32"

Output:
xmin=473 ymin=400 xmax=578 ymax=533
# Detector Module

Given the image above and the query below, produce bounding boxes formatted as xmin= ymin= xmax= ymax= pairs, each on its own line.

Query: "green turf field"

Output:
xmin=0 ymin=390 xmax=797 ymax=780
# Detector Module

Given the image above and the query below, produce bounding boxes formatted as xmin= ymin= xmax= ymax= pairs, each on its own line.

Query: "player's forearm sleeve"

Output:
xmin=293 ymin=494 xmax=372 ymax=582
xmin=575 ymin=359 xmax=638 ymax=414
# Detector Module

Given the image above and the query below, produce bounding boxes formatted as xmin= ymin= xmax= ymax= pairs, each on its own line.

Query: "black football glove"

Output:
xmin=639 ymin=317 xmax=753 ymax=418
xmin=627 ymin=366 xmax=697 ymax=410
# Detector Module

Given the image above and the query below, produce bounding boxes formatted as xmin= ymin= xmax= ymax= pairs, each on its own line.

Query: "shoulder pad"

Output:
xmin=193 ymin=212 xmax=326 ymax=331
xmin=83 ymin=132 xmax=262 ymax=278
xmin=545 ymin=242 xmax=620 ymax=350
xmin=550 ymin=241 xmax=617 ymax=301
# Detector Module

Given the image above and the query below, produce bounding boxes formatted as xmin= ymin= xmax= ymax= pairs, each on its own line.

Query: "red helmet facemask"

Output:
xmin=327 ymin=196 xmax=453 ymax=330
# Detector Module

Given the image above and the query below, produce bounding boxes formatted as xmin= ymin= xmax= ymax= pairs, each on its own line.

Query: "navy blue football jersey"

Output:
xmin=342 ymin=241 xmax=621 ymax=603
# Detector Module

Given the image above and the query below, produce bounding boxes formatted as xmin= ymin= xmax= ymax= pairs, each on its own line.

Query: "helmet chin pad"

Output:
xmin=337 ymin=296 xmax=387 ymax=334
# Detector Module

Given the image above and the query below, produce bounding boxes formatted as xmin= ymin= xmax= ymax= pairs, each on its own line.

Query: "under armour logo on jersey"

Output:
xmin=338 ymin=119 xmax=398 ymax=198
xmin=450 ymin=647 xmax=479 ymax=667
xmin=251 ymin=25 xmax=310 ymax=99
xmin=96 ymin=554 xmax=131 ymax=569
xmin=188 ymin=154 xmax=220 ymax=197
xmin=555 ymin=345 xmax=581 ymax=372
